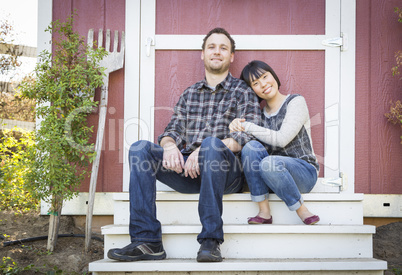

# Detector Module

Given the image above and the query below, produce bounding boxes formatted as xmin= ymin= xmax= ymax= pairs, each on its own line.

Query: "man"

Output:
xmin=108 ymin=28 xmax=261 ymax=263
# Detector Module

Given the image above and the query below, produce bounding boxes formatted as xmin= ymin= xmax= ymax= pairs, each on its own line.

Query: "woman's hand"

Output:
xmin=229 ymin=118 xmax=246 ymax=133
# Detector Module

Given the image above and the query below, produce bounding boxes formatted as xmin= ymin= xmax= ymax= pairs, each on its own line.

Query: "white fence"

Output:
xmin=1 ymin=118 xmax=35 ymax=131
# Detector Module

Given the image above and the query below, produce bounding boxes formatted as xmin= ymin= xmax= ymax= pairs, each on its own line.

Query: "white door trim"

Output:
xmin=123 ymin=0 xmax=142 ymax=188
xmin=339 ymin=0 xmax=356 ymax=193
xmin=155 ymin=35 xmax=327 ymax=50
xmin=324 ymin=0 xmax=342 ymax=182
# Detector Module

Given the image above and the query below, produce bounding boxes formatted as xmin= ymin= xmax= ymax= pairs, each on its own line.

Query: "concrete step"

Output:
xmin=101 ymin=224 xmax=375 ymax=259
xmin=89 ymin=258 xmax=387 ymax=275
xmin=112 ymin=192 xmax=364 ymax=225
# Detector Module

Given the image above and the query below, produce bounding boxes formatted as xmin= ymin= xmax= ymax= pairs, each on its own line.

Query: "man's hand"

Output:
xmin=160 ymin=137 xmax=184 ymax=174
xmin=184 ymin=148 xmax=200 ymax=179
xmin=229 ymin=118 xmax=246 ymax=133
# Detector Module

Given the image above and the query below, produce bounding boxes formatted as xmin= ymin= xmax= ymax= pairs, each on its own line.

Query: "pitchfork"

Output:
xmin=85 ymin=29 xmax=125 ymax=251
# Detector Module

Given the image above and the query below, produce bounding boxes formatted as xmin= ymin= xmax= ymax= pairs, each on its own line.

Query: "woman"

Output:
xmin=230 ymin=60 xmax=320 ymax=225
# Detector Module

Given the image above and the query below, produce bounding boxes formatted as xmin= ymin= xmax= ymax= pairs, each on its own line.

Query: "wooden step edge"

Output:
xmin=113 ymin=192 xmax=364 ymax=202
xmin=89 ymin=258 xmax=387 ymax=272
xmin=101 ymin=224 xmax=376 ymax=235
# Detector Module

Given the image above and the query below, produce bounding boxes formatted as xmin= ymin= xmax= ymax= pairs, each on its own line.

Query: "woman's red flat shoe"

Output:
xmin=303 ymin=215 xmax=320 ymax=225
xmin=247 ymin=215 xmax=273 ymax=224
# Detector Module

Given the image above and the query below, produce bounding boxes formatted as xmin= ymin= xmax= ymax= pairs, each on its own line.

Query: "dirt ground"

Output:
xmin=0 ymin=210 xmax=401 ymax=274
xmin=373 ymin=221 xmax=402 ymax=274
xmin=0 ymin=210 xmax=103 ymax=274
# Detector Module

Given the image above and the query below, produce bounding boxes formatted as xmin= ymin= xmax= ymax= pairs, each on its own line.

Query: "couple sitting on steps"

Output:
xmin=108 ymin=27 xmax=320 ymax=263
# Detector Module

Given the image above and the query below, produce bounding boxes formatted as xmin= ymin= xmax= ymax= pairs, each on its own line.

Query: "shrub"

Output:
xmin=385 ymin=101 xmax=402 ymax=144
xmin=0 ymin=128 xmax=38 ymax=212
xmin=0 ymin=90 xmax=36 ymax=122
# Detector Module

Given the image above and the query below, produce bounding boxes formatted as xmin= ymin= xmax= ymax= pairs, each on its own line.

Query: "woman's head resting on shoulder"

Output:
xmin=240 ymin=60 xmax=281 ymax=89
xmin=240 ymin=60 xmax=281 ymax=102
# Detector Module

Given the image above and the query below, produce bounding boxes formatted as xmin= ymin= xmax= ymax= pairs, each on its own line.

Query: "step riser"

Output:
xmin=156 ymin=179 xmax=342 ymax=193
xmin=92 ymin=271 xmax=384 ymax=275
xmin=104 ymin=232 xmax=373 ymax=259
xmin=90 ymin=258 xmax=387 ymax=274
xmin=113 ymin=200 xmax=363 ymax=225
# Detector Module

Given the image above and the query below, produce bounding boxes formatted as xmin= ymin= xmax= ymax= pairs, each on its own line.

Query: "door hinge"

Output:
xmin=322 ymin=33 xmax=348 ymax=52
xmin=322 ymin=172 xmax=348 ymax=191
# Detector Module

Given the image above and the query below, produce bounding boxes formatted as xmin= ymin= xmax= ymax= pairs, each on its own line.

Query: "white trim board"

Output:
xmin=37 ymin=0 xmax=53 ymax=213
xmin=40 ymin=193 xmax=115 ymax=216
xmin=40 ymin=193 xmax=402 ymax=218
xmin=363 ymin=194 xmax=402 ymax=218
xmin=339 ymin=0 xmax=356 ymax=194
xmin=155 ymin=35 xmax=328 ymax=50
xmin=36 ymin=0 xmax=52 ymax=128
xmin=123 ymin=0 xmax=141 ymax=189
xmin=37 ymin=0 xmax=52 ymax=56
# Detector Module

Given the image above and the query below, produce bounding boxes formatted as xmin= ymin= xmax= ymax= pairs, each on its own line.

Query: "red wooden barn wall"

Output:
xmin=355 ymin=0 xmax=402 ymax=194
xmin=52 ymin=0 xmax=402 ymax=194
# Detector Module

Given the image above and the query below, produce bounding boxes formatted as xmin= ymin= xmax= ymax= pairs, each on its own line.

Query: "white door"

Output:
xmin=123 ymin=0 xmax=356 ymax=194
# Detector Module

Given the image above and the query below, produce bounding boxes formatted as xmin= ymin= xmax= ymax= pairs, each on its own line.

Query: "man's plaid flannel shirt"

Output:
xmin=158 ymin=73 xmax=261 ymax=155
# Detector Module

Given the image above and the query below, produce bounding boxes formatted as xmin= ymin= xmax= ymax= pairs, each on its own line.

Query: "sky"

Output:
xmin=1 ymin=0 xmax=38 ymax=82
xmin=1 ymin=0 xmax=38 ymax=47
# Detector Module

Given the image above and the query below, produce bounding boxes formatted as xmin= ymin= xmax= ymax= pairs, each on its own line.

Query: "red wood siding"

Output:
xmin=53 ymin=0 xmax=125 ymax=192
xmin=156 ymin=0 xmax=325 ymax=35
xmin=355 ymin=0 xmax=402 ymax=194
xmin=50 ymin=0 xmax=402 ymax=194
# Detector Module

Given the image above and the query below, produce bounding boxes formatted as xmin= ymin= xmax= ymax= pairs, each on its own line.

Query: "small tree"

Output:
xmin=0 ymin=19 xmax=36 ymax=122
xmin=0 ymin=19 xmax=21 ymax=74
xmin=20 ymin=14 xmax=106 ymax=251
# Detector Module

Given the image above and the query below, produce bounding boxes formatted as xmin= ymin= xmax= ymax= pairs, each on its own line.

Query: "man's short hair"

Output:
xmin=202 ymin=27 xmax=236 ymax=53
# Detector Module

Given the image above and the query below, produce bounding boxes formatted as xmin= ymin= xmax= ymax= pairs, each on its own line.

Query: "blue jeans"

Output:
xmin=241 ymin=140 xmax=317 ymax=211
xmin=128 ymin=137 xmax=243 ymax=244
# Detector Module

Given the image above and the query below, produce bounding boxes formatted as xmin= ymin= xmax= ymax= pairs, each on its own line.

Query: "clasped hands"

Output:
xmin=161 ymin=118 xmax=246 ymax=178
xmin=229 ymin=118 xmax=246 ymax=133
xmin=162 ymin=141 xmax=200 ymax=179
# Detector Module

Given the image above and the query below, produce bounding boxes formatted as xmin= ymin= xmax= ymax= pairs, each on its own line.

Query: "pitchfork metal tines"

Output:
xmin=87 ymin=28 xmax=125 ymax=74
